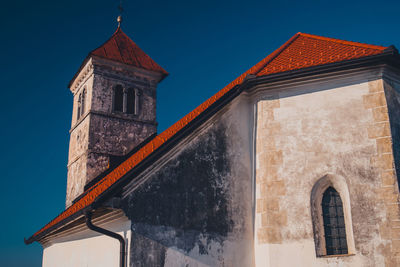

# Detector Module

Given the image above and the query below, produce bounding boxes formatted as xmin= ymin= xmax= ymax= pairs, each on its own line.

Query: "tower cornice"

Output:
xmin=70 ymin=56 xmax=164 ymax=93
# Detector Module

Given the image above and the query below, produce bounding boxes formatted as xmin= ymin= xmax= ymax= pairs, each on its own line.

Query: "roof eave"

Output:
xmin=24 ymin=207 xmax=88 ymax=245
xmin=68 ymin=55 xmax=91 ymax=89
xmin=68 ymin=54 xmax=169 ymax=89
xmin=25 ymin=75 xmax=252 ymax=245
xmin=253 ymin=49 xmax=400 ymax=85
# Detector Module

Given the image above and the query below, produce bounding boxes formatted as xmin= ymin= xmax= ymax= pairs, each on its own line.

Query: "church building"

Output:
xmin=25 ymin=20 xmax=400 ymax=267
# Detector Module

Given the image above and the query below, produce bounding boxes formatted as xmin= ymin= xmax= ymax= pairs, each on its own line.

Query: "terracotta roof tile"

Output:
xmin=28 ymin=33 xmax=388 ymax=241
xmin=90 ymin=27 xmax=168 ymax=76
xmin=257 ymin=33 xmax=386 ymax=76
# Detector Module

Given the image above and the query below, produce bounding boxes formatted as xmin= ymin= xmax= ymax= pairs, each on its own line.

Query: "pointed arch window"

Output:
xmin=310 ymin=174 xmax=355 ymax=257
xmin=321 ymin=187 xmax=348 ymax=255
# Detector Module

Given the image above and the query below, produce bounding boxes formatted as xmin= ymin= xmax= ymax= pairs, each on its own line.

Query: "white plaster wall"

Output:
xmin=43 ymin=216 xmax=131 ymax=267
xmin=271 ymin=81 xmax=372 ymax=267
xmin=254 ymin=75 xmax=389 ymax=267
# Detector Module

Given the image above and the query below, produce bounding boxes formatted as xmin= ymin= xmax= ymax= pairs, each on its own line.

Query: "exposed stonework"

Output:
xmin=255 ymin=94 xmax=287 ymax=245
xmin=376 ymin=77 xmax=400 ymax=267
xmin=66 ymin=57 xmax=164 ymax=207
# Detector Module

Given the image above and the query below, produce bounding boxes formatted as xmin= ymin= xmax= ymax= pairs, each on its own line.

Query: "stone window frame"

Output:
xmin=112 ymin=84 xmax=140 ymax=115
xmin=310 ymin=173 xmax=356 ymax=257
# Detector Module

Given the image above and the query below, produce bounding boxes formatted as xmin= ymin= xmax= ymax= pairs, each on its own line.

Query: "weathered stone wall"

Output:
xmin=254 ymin=74 xmax=400 ymax=267
xmin=66 ymin=58 xmax=162 ymax=207
xmin=122 ymin=96 xmax=254 ymax=267
xmin=91 ymin=66 xmax=158 ymax=122
xmin=66 ymin=109 xmax=90 ymax=207
xmin=88 ymin=115 xmax=157 ymax=156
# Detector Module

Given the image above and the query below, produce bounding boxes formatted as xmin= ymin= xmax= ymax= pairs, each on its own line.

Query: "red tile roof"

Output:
xmin=90 ymin=27 xmax=168 ymax=76
xmin=256 ymin=33 xmax=386 ymax=76
xmin=29 ymin=33 xmax=387 ymax=241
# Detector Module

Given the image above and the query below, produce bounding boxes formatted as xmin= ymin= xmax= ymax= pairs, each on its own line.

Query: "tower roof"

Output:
xmin=90 ymin=27 xmax=168 ymax=76
xmin=69 ymin=27 xmax=168 ymax=87
xmin=26 ymin=33 xmax=398 ymax=245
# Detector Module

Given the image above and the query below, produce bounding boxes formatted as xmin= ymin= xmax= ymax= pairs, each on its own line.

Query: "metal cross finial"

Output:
xmin=117 ymin=0 xmax=124 ymax=27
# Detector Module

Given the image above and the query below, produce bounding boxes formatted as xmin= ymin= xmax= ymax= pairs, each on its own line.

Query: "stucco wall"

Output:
xmin=42 ymin=215 xmax=131 ymax=267
xmin=122 ymin=96 xmax=254 ymax=267
xmin=255 ymin=75 xmax=400 ymax=267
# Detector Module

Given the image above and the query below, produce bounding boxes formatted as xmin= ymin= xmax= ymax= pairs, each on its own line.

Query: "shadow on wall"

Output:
xmin=121 ymin=123 xmax=238 ymax=266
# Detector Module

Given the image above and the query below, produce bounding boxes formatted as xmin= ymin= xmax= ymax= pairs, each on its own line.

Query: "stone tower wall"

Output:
xmin=66 ymin=58 xmax=162 ymax=207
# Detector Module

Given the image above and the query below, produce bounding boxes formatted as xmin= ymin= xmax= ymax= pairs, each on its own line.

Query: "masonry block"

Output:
xmin=368 ymin=79 xmax=384 ymax=93
xmin=363 ymin=92 xmax=386 ymax=109
xmin=372 ymin=154 xmax=394 ymax=170
xmin=372 ymin=106 xmax=389 ymax=122
xmin=382 ymin=170 xmax=397 ymax=186
xmin=377 ymin=138 xmax=393 ymax=155
xmin=368 ymin=122 xmax=391 ymax=139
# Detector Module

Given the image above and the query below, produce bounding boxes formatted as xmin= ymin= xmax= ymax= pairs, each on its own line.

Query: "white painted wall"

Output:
xmin=42 ymin=215 xmax=131 ymax=267
xmin=254 ymin=72 xmax=391 ymax=266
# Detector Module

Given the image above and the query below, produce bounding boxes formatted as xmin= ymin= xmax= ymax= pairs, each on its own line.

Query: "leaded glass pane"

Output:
xmin=322 ymin=187 xmax=348 ymax=255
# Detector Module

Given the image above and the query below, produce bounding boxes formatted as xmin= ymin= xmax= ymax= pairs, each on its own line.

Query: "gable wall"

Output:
xmin=254 ymin=69 xmax=400 ymax=267
xmin=121 ymin=93 xmax=256 ymax=267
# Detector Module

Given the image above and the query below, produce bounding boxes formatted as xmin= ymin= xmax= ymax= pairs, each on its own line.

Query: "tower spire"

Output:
xmin=117 ymin=0 xmax=124 ymax=28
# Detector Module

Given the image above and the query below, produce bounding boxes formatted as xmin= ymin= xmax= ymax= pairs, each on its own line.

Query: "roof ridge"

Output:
xmin=251 ymin=33 xmax=302 ymax=75
xmin=88 ymin=28 xmax=168 ymax=76
xmin=120 ymin=29 xmax=145 ymax=69
xmin=112 ymin=36 xmax=125 ymax=63
xmin=89 ymin=27 xmax=123 ymax=55
xmin=298 ymin=32 xmax=386 ymax=51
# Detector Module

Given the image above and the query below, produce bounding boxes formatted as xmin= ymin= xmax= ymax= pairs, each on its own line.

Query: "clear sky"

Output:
xmin=1 ymin=0 xmax=399 ymax=266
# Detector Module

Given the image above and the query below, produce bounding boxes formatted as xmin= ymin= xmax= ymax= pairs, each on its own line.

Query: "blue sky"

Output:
xmin=1 ymin=0 xmax=399 ymax=266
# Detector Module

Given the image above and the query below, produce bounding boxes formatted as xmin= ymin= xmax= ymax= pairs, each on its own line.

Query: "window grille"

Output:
xmin=322 ymin=187 xmax=348 ymax=255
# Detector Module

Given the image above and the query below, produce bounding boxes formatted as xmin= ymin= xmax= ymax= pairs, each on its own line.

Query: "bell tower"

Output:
xmin=66 ymin=25 xmax=168 ymax=207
